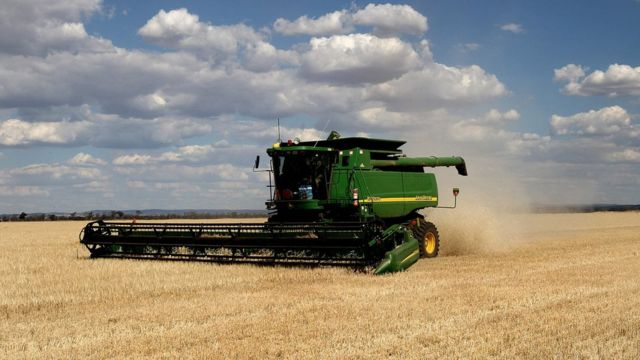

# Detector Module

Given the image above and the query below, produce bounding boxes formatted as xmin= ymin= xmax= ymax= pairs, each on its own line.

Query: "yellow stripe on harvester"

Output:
xmin=401 ymin=249 xmax=420 ymax=265
xmin=360 ymin=196 xmax=438 ymax=203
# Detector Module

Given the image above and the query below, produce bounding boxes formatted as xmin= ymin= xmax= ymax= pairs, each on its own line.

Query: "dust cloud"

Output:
xmin=423 ymin=203 xmax=525 ymax=255
xmin=422 ymin=168 xmax=533 ymax=256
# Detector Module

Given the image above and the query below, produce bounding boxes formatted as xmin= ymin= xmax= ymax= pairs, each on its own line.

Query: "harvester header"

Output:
xmin=81 ymin=131 xmax=467 ymax=274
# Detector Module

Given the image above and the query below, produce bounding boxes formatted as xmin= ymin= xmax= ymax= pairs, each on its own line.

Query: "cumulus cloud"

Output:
xmin=300 ymin=34 xmax=421 ymax=84
xmin=459 ymin=43 xmax=480 ymax=52
xmin=0 ymin=186 xmax=49 ymax=197
xmin=353 ymin=3 xmax=427 ymax=36
xmin=0 ymin=119 xmax=90 ymax=146
xmin=500 ymin=23 xmax=524 ymax=33
xmin=110 ymin=121 xmax=324 ymax=168
xmin=555 ymin=63 xmax=640 ymax=96
xmin=0 ymin=115 xmax=212 ymax=148
xmin=112 ymin=144 xmax=219 ymax=165
xmin=0 ymin=50 xmax=192 ymax=116
xmin=5 ymin=163 xmax=101 ymax=186
xmin=68 ymin=152 xmax=107 ymax=166
xmin=448 ymin=109 xmax=548 ymax=156
xmin=550 ymin=106 xmax=633 ymax=137
xmin=113 ymin=163 xmax=249 ymax=182
xmin=0 ymin=3 xmax=506 ymax=143
xmin=549 ymin=106 xmax=640 ymax=166
xmin=554 ymin=64 xmax=586 ymax=82
xmin=367 ymin=63 xmax=507 ymax=110
xmin=138 ymin=8 xmax=267 ymax=63
xmin=273 ymin=10 xmax=352 ymax=36
xmin=274 ymin=4 xmax=426 ymax=37
xmin=606 ymin=148 xmax=640 ymax=163
xmin=112 ymin=154 xmax=153 ymax=165
xmin=0 ymin=0 xmax=112 ymax=56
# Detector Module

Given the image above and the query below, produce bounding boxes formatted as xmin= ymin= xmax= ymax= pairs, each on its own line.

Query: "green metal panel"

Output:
xmin=401 ymin=172 xmax=438 ymax=210
xmin=351 ymin=171 xmax=437 ymax=218
xmin=374 ymin=230 xmax=420 ymax=275
xmin=327 ymin=168 xmax=350 ymax=203
xmin=355 ymin=171 xmax=406 ymax=218
xmin=280 ymin=200 xmax=324 ymax=210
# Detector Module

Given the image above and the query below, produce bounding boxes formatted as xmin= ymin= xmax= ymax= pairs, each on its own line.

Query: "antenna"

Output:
xmin=277 ymin=117 xmax=281 ymax=143
xmin=313 ymin=118 xmax=332 ymax=147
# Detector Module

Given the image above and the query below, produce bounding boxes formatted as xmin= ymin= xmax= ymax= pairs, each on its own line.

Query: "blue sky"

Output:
xmin=1 ymin=0 xmax=639 ymax=212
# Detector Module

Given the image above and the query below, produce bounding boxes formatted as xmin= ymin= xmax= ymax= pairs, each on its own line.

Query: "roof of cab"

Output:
xmin=276 ymin=137 xmax=406 ymax=151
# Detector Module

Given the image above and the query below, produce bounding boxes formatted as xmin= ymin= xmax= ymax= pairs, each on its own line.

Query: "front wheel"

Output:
xmin=411 ymin=219 xmax=440 ymax=258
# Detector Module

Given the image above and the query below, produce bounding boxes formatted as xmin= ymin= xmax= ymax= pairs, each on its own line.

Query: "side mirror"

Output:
xmin=254 ymin=155 xmax=260 ymax=170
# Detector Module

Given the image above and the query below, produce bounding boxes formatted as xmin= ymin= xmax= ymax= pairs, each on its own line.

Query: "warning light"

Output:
xmin=453 ymin=187 xmax=460 ymax=197
xmin=352 ymin=188 xmax=359 ymax=206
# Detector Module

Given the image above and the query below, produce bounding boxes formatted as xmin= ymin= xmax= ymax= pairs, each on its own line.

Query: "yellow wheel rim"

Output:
xmin=424 ymin=232 xmax=436 ymax=254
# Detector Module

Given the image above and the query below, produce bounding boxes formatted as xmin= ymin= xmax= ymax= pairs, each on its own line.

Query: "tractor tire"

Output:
xmin=411 ymin=219 xmax=440 ymax=258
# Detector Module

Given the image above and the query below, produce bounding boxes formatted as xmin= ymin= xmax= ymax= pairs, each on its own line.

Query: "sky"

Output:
xmin=1 ymin=0 xmax=639 ymax=213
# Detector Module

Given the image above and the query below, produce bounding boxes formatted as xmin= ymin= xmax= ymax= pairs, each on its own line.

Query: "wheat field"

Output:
xmin=1 ymin=212 xmax=639 ymax=359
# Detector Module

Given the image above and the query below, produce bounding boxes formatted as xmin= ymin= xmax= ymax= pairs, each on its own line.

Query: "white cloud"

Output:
xmin=112 ymin=154 xmax=154 ymax=165
xmin=547 ymin=107 xmax=640 ymax=167
xmin=351 ymin=106 xmax=422 ymax=129
xmin=352 ymin=3 xmax=428 ymax=36
xmin=460 ymin=43 xmax=480 ymax=52
xmin=0 ymin=119 xmax=90 ymax=146
xmin=0 ymin=186 xmax=49 ymax=197
xmin=606 ymin=148 xmax=640 ymax=163
xmin=0 ymin=115 xmax=212 ymax=148
xmin=68 ymin=152 xmax=107 ymax=166
xmin=126 ymin=180 xmax=146 ymax=189
xmin=138 ymin=8 xmax=202 ymax=40
xmin=114 ymin=163 xmax=250 ymax=182
xmin=448 ymin=109 xmax=547 ymax=156
xmin=243 ymin=41 xmax=299 ymax=72
xmin=367 ymin=64 xmax=507 ymax=111
xmin=300 ymin=34 xmax=421 ymax=84
xmin=555 ymin=63 xmax=640 ymax=96
xmin=113 ymin=144 xmax=220 ymax=166
xmin=273 ymin=10 xmax=352 ymax=36
xmin=0 ymin=4 xmax=507 ymax=147
xmin=553 ymin=64 xmax=585 ymax=82
xmin=109 ymin=121 xmax=324 ymax=168
xmin=500 ymin=23 xmax=524 ymax=34
xmin=0 ymin=0 xmax=111 ymax=56
xmin=273 ymin=4 xmax=427 ymax=37
xmin=550 ymin=106 xmax=633 ymax=137
xmin=138 ymin=8 xmax=264 ymax=62
xmin=4 ymin=163 xmax=101 ymax=186
xmin=467 ymin=108 xmax=520 ymax=126
xmin=0 ymin=50 xmax=190 ymax=116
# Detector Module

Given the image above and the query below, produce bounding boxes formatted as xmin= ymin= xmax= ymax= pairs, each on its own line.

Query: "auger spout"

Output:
xmin=370 ymin=156 xmax=468 ymax=176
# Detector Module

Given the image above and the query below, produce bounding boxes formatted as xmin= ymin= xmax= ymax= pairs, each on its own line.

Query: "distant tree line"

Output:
xmin=0 ymin=210 xmax=267 ymax=222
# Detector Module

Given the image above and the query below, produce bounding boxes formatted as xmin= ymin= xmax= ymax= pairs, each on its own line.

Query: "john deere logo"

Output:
xmin=415 ymin=196 xmax=437 ymax=201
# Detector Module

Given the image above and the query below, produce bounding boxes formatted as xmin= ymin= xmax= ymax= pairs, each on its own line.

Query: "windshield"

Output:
xmin=272 ymin=152 xmax=335 ymax=200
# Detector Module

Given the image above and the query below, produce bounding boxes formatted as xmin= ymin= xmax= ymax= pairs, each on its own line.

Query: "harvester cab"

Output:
xmin=80 ymin=131 xmax=467 ymax=274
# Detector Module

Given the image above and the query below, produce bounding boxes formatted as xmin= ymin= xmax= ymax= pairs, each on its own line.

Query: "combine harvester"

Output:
xmin=80 ymin=131 xmax=467 ymax=274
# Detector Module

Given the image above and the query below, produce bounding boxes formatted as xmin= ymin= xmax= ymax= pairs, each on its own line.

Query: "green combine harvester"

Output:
xmin=80 ymin=131 xmax=467 ymax=274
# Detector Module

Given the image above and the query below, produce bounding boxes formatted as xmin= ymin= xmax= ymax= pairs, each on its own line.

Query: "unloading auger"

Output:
xmin=80 ymin=131 xmax=467 ymax=274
